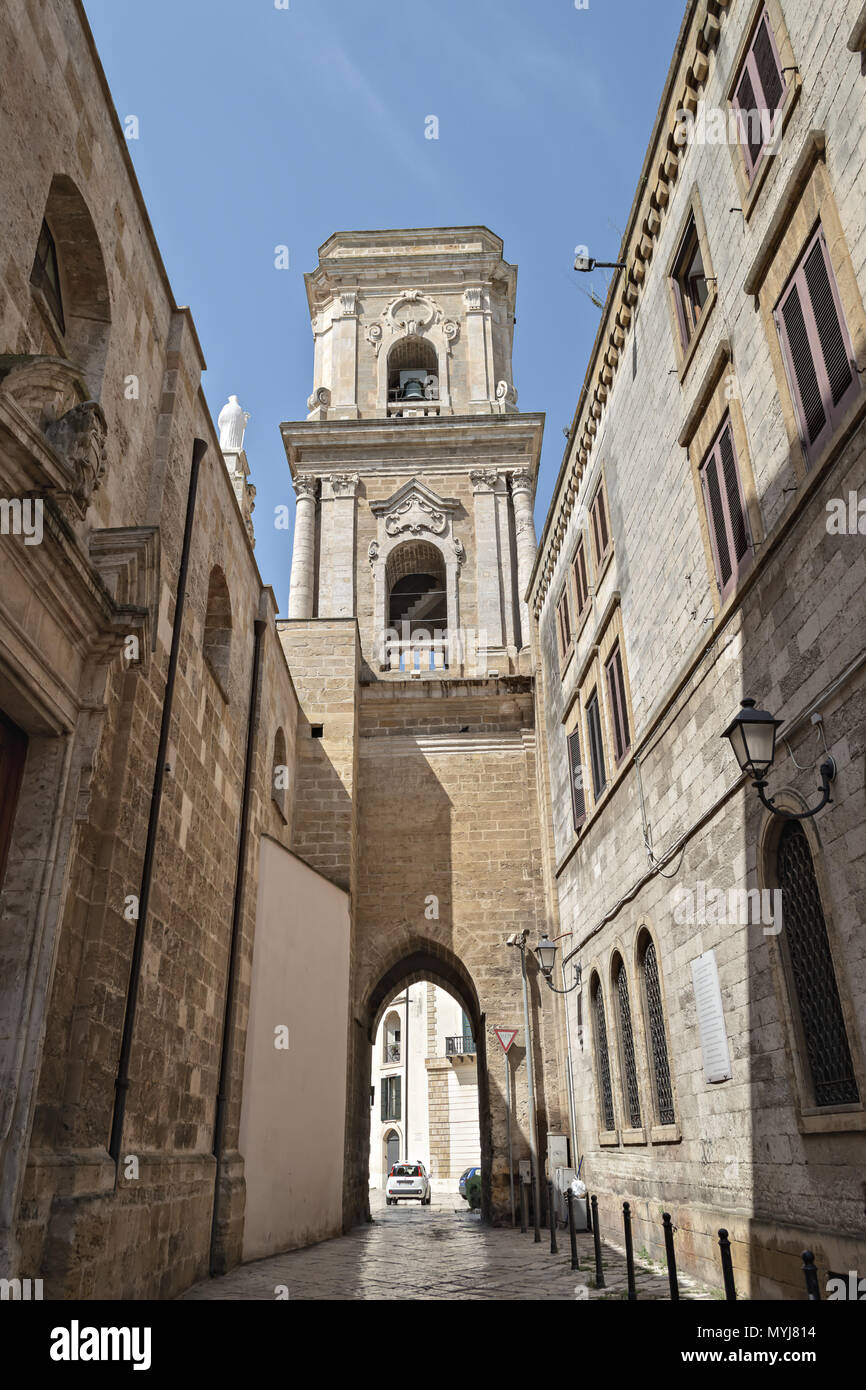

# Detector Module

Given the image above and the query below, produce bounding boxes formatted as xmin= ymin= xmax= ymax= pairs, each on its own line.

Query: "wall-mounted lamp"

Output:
xmin=534 ymin=935 xmax=582 ymax=993
xmin=574 ymin=253 xmax=627 ymax=273
xmin=721 ymin=697 xmax=836 ymax=820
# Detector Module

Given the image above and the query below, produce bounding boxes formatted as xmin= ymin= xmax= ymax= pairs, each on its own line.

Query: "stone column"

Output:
xmin=326 ymin=473 xmax=359 ymax=617
xmin=288 ymin=475 xmax=317 ymax=618
xmin=471 ymin=469 xmax=505 ymax=662
xmin=331 ymin=290 xmax=360 ymax=419
xmin=464 ymin=287 xmax=493 ymax=411
xmin=510 ymin=471 xmax=537 ymax=649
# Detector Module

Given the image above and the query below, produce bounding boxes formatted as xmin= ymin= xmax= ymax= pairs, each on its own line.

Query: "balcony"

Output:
xmin=382 ymin=636 xmax=449 ymax=675
xmin=445 ymin=1036 xmax=476 ymax=1058
xmin=384 ymin=1043 xmax=401 ymax=1064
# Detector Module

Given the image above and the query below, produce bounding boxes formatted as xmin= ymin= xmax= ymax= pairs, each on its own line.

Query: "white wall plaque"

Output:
xmin=690 ymin=949 xmax=733 ymax=1084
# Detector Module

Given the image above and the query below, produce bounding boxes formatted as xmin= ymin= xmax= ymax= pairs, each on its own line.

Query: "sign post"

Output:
xmin=494 ymin=1028 xmax=518 ymax=1226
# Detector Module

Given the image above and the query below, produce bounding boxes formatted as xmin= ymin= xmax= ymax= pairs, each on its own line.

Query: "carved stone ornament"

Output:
xmin=339 ymin=291 xmax=358 ymax=315
xmin=45 ymin=400 xmax=108 ymax=515
xmin=365 ymin=322 xmax=384 ymax=355
xmin=307 ymin=386 xmax=331 ymax=412
xmin=463 ymin=287 xmax=484 ymax=311
xmin=469 ymin=468 xmax=500 ymax=493
xmin=384 ymin=493 xmax=447 ymax=538
xmin=383 ymin=290 xmax=443 ymax=338
xmin=496 ymin=380 xmax=518 ymax=405
xmin=453 ymin=536 xmax=466 ymax=566
xmin=442 ymin=319 xmax=459 ymax=343
xmin=510 ymin=469 xmax=533 ymax=493
xmin=368 ymin=540 xmax=379 ymax=568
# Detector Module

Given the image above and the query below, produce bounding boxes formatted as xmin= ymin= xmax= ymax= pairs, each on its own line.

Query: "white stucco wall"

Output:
xmin=239 ymin=835 xmax=350 ymax=1261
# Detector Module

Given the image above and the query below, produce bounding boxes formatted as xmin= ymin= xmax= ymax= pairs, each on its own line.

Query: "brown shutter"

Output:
xmin=606 ymin=644 xmax=630 ymax=763
xmin=718 ymin=424 xmax=750 ymax=565
xmin=567 ymin=729 xmax=586 ymax=830
xmin=753 ymin=11 xmax=784 ymax=112
xmin=779 ymin=276 xmax=827 ymax=445
xmin=596 ymin=488 xmax=610 ymax=554
xmin=734 ymin=65 xmax=763 ymax=171
xmin=803 ymin=236 xmax=854 ymax=409
xmin=701 ymin=450 xmax=732 ymax=592
xmin=574 ymin=539 xmax=589 ymax=614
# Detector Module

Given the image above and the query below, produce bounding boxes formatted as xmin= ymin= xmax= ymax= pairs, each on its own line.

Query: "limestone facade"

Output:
xmin=531 ymin=0 xmax=866 ymax=1298
xmin=0 ymin=0 xmax=349 ymax=1298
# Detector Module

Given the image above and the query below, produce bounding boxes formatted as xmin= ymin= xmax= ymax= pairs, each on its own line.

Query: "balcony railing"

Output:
xmin=383 ymin=637 xmax=449 ymax=674
xmin=384 ymin=1043 xmax=401 ymax=1064
xmin=445 ymin=1036 xmax=476 ymax=1057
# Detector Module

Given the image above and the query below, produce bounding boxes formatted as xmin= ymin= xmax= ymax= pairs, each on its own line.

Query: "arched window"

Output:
xmin=272 ymin=726 xmax=288 ymax=820
xmin=203 ymin=566 xmax=232 ymax=696
xmin=590 ymin=972 xmax=616 ymax=1133
xmin=387 ymin=337 xmax=439 ymax=405
xmin=638 ymin=930 xmax=675 ymax=1126
xmin=383 ymin=1010 xmax=401 ymax=1064
xmin=775 ymin=821 xmax=858 ymax=1107
xmin=613 ymin=954 xmax=641 ymax=1129
xmin=386 ymin=541 xmax=447 ymax=635
xmin=30 ymin=176 xmax=111 ymax=396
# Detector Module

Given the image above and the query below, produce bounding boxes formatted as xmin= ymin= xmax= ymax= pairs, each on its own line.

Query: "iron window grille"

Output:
xmin=593 ymin=980 xmax=616 ymax=1133
xmin=776 ymin=821 xmax=859 ymax=1108
xmin=642 ymin=938 xmax=675 ymax=1126
xmin=615 ymin=959 xmax=642 ymax=1129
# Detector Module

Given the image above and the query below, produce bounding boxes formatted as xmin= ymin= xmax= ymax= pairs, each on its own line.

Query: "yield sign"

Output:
xmin=494 ymin=1027 xmax=518 ymax=1054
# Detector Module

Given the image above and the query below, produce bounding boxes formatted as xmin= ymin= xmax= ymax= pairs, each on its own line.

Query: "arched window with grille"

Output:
xmin=613 ymin=954 xmax=642 ymax=1129
xmin=590 ymin=972 xmax=616 ymax=1133
xmin=638 ymin=929 xmax=675 ymax=1126
xmin=774 ymin=821 xmax=859 ymax=1108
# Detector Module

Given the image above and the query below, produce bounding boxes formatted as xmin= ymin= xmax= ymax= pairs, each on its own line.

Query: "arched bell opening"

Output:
xmin=386 ymin=337 xmax=439 ymax=405
xmin=386 ymin=540 xmax=447 ymax=638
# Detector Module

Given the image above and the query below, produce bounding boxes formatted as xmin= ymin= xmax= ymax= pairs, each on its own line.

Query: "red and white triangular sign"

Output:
xmin=494 ymin=1028 xmax=518 ymax=1054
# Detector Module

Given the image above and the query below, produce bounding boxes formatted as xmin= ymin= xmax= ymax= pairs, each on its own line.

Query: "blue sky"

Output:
xmin=83 ymin=0 xmax=686 ymax=611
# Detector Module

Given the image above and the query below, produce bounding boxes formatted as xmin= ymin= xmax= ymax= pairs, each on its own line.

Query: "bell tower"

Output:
xmin=283 ymin=227 xmax=543 ymax=678
xmin=279 ymin=231 xmax=562 ymax=1232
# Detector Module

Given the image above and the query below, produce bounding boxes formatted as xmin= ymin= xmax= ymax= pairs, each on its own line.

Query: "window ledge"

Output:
xmin=797 ymin=1106 xmax=866 ymax=1135
xmin=650 ymin=1123 xmax=682 ymax=1144
xmin=598 ymin=1129 xmax=620 ymax=1147
xmin=621 ymin=1127 xmax=647 ymax=1146
xmin=676 ymin=285 xmax=718 ymax=384
xmin=559 ymin=640 xmax=575 ymax=679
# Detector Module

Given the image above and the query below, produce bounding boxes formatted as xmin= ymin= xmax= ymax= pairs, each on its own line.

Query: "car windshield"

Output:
xmin=391 ymin=1164 xmax=422 ymax=1177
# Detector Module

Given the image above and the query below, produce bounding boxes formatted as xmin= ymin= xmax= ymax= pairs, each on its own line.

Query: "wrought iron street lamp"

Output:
xmin=534 ymin=934 xmax=582 ymax=994
xmin=721 ymin=697 xmax=836 ymax=820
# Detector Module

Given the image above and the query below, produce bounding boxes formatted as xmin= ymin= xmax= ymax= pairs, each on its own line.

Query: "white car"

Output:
xmin=385 ymin=1161 xmax=431 ymax=1205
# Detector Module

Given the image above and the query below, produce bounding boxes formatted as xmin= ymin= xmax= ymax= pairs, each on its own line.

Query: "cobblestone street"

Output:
xmin=181 ymin=1193 xmax=719 ymax=1301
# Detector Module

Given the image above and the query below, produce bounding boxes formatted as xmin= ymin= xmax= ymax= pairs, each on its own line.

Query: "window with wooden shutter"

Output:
xmin=732 ymin=6 xmax=787 ymax=179
xmin=572 ymin=538 xmax=590 ymax=618
xmin=382 ymin=1075 xmax=401 ymax=1122
xmin=774 ymin=225 xmax=859 ymax=465
xmin=589 ymin=484 xmax=611 ymax=567
xmin=567 ymin=727 xmax=586 ymax=832
xmin=605 ymin=641 xmax=631 ymax=763
xmin=671 ymin=216 xmax=710 ymax=348
xmin=556 ymin=589 xmax=572 ymax=660
xmin=585 ymin=688 xmax=606 ymax=800
xmin=699 ymin=416 xmax=753 ymax=601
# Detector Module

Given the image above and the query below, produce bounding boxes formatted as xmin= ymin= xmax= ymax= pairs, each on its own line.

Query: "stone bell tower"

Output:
xmin=283 ymin=227 xmax=543 ymax=678
xmin=279 ymin=229 xmax=564 ymax=1230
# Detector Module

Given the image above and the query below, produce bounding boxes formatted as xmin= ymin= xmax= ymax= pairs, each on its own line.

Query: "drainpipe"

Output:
xmin=404 ymin=989 xmax=410 ymax=1161
xmin=209 ymin=615 xmax=266 ymax=1275
xmin=109 ymin=436 xmax=208 ymax=1167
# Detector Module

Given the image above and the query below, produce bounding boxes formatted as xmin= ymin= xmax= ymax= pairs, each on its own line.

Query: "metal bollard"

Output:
xmin=662 ymin=1212 xmax=679 ymax=1301
xmin=802 ymin=1250 xmax=821 ymax=1301
xmin=533 ymin=1171 xmax=541 ymax=1244
xmin=548 ymin=1181 xmax=558 ymax=1254
xmin=585 ymin=1190 xmax=593 ymax=1234
xmin=718 ymin=1228 xmax=737 ymax=1301
xmin=519 ymin=1181 xmax=527 ymax=1234
xmin=623 ymin=1201 xmax=637 ymax=1301
xmin=567 ymin=1189 xmax=580 ymax=1271
xmin=591 ymin=1194 xmax=606 ymax=1289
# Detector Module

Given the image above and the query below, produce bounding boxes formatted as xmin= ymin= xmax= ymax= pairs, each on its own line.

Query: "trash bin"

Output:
xmin=553 ymin=1168 xmax=588 ymax=1229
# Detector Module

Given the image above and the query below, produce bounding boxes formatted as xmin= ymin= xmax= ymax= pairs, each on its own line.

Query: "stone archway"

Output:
xmin=346 ymin=940 xmax=494 ymax=1227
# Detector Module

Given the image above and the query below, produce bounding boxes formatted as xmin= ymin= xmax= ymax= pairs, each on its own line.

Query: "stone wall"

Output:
xmin=531 ymin=0 xmax=866 ymax=1297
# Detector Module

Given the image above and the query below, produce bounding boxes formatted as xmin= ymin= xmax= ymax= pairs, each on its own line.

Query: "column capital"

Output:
xmin=509 ymin=469 xmax=534 ymax=497
xmin=325 ymin=472 xmax=360 ymax=499
xmin=470 ymin=468 xmax=506 ymax=494
xmin=294 ymin=474 xmax=318 ymax=502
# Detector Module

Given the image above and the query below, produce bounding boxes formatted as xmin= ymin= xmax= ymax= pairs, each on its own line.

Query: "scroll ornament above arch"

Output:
xmin=365 ymin=290 xmax=460 ymax=355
